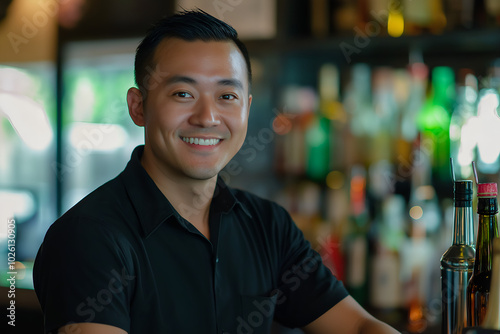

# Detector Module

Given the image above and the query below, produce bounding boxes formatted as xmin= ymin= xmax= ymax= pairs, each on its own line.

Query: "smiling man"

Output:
xmin=33 ymin=10 xmax=400 ymax=334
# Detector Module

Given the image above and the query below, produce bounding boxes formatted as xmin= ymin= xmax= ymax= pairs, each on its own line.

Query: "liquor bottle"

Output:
xmin=369 ymin=194 xmax=405 ymax=312
xmin=305 ymin=64 xmax=336 ymax=181
xmin=468 ymin=183 xmax=500 ymax=326
xmin=342 ymin=63 xmax=375 ymax=166
xmin=485 ymin=0 xmax=500 ymax=27
xmin=442 ymin=0 xmax=474 ymax=30
xmin=310 ymin=0 xmax=331 ymax=37
xmin=417 ymin=66 xmax=455 ymax=186
xmin=441 ymin=180 xmax=475 ymax=334
xmin=343 ymin=164 xmax=370 ymax=306
xmin=482 ymin=237 xmax=500 ymax=329
xmin=402 ymin=0 xmax=447 ymax=35
xmin=463 ymin=238 xmax=500 ymax=333
xmin=387 ymin=0 xmax=404 ymax=37
xmin=370 ymin=67 xmax=398 ymax=165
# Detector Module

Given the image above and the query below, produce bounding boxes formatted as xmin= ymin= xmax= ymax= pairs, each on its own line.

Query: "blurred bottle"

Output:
xmin=305 ymin=64 xmax=343 ymax=182
xmin=370 ymin=67 xmax=399 ymax=164
xmin=401 ymin=62 xmax=429 ymax=144
xmin=343 ymin=63 xmax=375 ymax=166
xmin=343 ymin=165 xmax=371 ymax=307
xmin=472 ymin=0 xmax=489 ymax=28
xmin=441 ymin=180 xmax=475 ymax=334
xmin=467 ymin=183 xmax=500 ymax=326
xmin=276 ymin=86 xmax=316 ymax=176
xmin=305 ymin=112 xmax=330 ymax=181
xmin=417 ymin=66 xmax=455 ymax=190
xmin=481 ymin=237 xmax=500 ymax=329
xmin=387 ymin=0 xmax=405 ymax=37
xmin=370 ymin=193 xmax=405 ymax=318
xmin=449 ymin=69 xmax=478 ymax=179
xmin=402 ymin=0 xmax=447 ymax=35
xmin=317 ymin=63 xmax=347 ymax=172
xmin=442 ymin=0 xmax=475 ymax=30
xmin=310 ymin=0 xmax=331 ymax=37
xmin=400 ymin=145 xmax=438 ymax=333
xmin=332 ymin=0 xmax=360 ymax=34
xmin=364 ymin=0 xmax=390 ymax=36
xmin=462 ymin=238 xmax=500 ymax=334
xmin=485 ymin=0 xmax=500 ymax=26
xmin=368 ymin=161 xmax=404 ymax=317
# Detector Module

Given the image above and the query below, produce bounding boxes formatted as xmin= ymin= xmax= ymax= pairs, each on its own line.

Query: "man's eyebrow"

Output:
xmin=163 ymin=76 xmax=244 ymax=90
xmin=217 ymin=78 xmax=244 ymax=90
xmin=164 ymin=75 xmax=197 ymax=85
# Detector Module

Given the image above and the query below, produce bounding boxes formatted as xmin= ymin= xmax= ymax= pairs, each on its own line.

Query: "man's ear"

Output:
xmin=247 ymin=94 xmax=252 ymax=117
xmin=127 ymin=87 xmax=145 ymax=126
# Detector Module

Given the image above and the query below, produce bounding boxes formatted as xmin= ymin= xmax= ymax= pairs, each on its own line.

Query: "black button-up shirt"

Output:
xmin=34 ymin=146 xmax=348 ymax=334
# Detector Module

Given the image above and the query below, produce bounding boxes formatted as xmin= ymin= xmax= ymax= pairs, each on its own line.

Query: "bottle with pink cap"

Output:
xmin=467 ymin=182 xmax=500 ymax=326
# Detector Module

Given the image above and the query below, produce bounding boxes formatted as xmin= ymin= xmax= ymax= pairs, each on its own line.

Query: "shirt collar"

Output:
xmin=120 ymin=145 xmax=251 ymax=238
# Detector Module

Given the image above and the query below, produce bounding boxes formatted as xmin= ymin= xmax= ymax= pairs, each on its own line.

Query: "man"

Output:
xmin=33 ymin=10 xmax=400 ymax=334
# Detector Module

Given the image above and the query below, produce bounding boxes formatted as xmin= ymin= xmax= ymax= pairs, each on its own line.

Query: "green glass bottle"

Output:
xmin=417 ymin=66 xmax=455 ymax=183
xmin=467 ymin=183 xmax=500 ymax=326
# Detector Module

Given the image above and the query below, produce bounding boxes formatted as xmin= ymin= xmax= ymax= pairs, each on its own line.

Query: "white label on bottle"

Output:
xmin=370 ymin=251 xmax=401 ymax=308
xmin=347 ymin=236 xmax=367 ymax=287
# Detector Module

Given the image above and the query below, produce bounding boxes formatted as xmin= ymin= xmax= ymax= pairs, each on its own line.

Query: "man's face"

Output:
xmin=133 ymin=38 xmax=252 ymax=181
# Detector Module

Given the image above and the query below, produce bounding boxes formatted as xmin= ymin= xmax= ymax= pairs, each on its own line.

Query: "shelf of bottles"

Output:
xmin=284 ymin=0 xmax=500 ymax=41
xmin=260 ymin=55 xmax=500 ymax=330
xmin=244 ymin=1 xmax=500 ymax=331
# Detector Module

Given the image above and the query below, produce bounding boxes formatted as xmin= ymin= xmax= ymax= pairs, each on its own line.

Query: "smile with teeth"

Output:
xmin=182 ymin=137 xmax=221 ymax=146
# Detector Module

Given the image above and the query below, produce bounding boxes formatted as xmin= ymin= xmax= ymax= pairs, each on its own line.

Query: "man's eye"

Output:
xmin=174 ymin=92 xmax=192 ymax=98
xmin=220 ymin=94 xmax=237 ymax=100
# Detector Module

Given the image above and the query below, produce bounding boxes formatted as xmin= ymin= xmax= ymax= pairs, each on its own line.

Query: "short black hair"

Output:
xmin=134 ymin=9 xmax=252 ymax=96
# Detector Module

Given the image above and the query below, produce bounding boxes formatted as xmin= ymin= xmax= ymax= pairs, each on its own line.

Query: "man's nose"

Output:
xmin=189 ymin=96 xmax=221 ymax=127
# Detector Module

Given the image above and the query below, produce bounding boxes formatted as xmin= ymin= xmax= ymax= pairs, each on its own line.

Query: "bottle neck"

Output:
xmin=474 ymin=198 xmax=499 ymax=273
xmin=453 ymin=205 xmax=474 ymax=245
xmin=478 ymin=197 xmax=498 ymax=215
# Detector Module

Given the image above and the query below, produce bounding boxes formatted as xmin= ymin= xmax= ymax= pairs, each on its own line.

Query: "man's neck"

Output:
xmin=140 ymin=154 xmax=217 ymax=239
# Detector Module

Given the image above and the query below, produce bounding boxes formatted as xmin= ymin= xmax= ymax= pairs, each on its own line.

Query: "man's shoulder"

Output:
xmin=66 ymin=175 xmax=125 ymax=216
xmin=49 ymin=175 xmax=135 ymax=238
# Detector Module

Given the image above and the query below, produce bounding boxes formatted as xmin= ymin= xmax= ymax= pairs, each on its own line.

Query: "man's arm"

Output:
xmin=58 ymin=323 xmax=127 ymax=334
xmin=302 ymin=296 xmax=400 ymax=334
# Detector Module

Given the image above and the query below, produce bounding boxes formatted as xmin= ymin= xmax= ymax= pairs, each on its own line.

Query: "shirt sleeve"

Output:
xmin=33 ymin=213 xmax=134 ymax=334
xmin=273 ymin=206 xmax=349 ymax=328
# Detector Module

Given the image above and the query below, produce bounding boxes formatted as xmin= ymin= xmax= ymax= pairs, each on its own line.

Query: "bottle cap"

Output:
xmin=478 ymin=183 xmax=498 ymax=198
xmin=454 ymin=180 xmax=473 ymax=203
